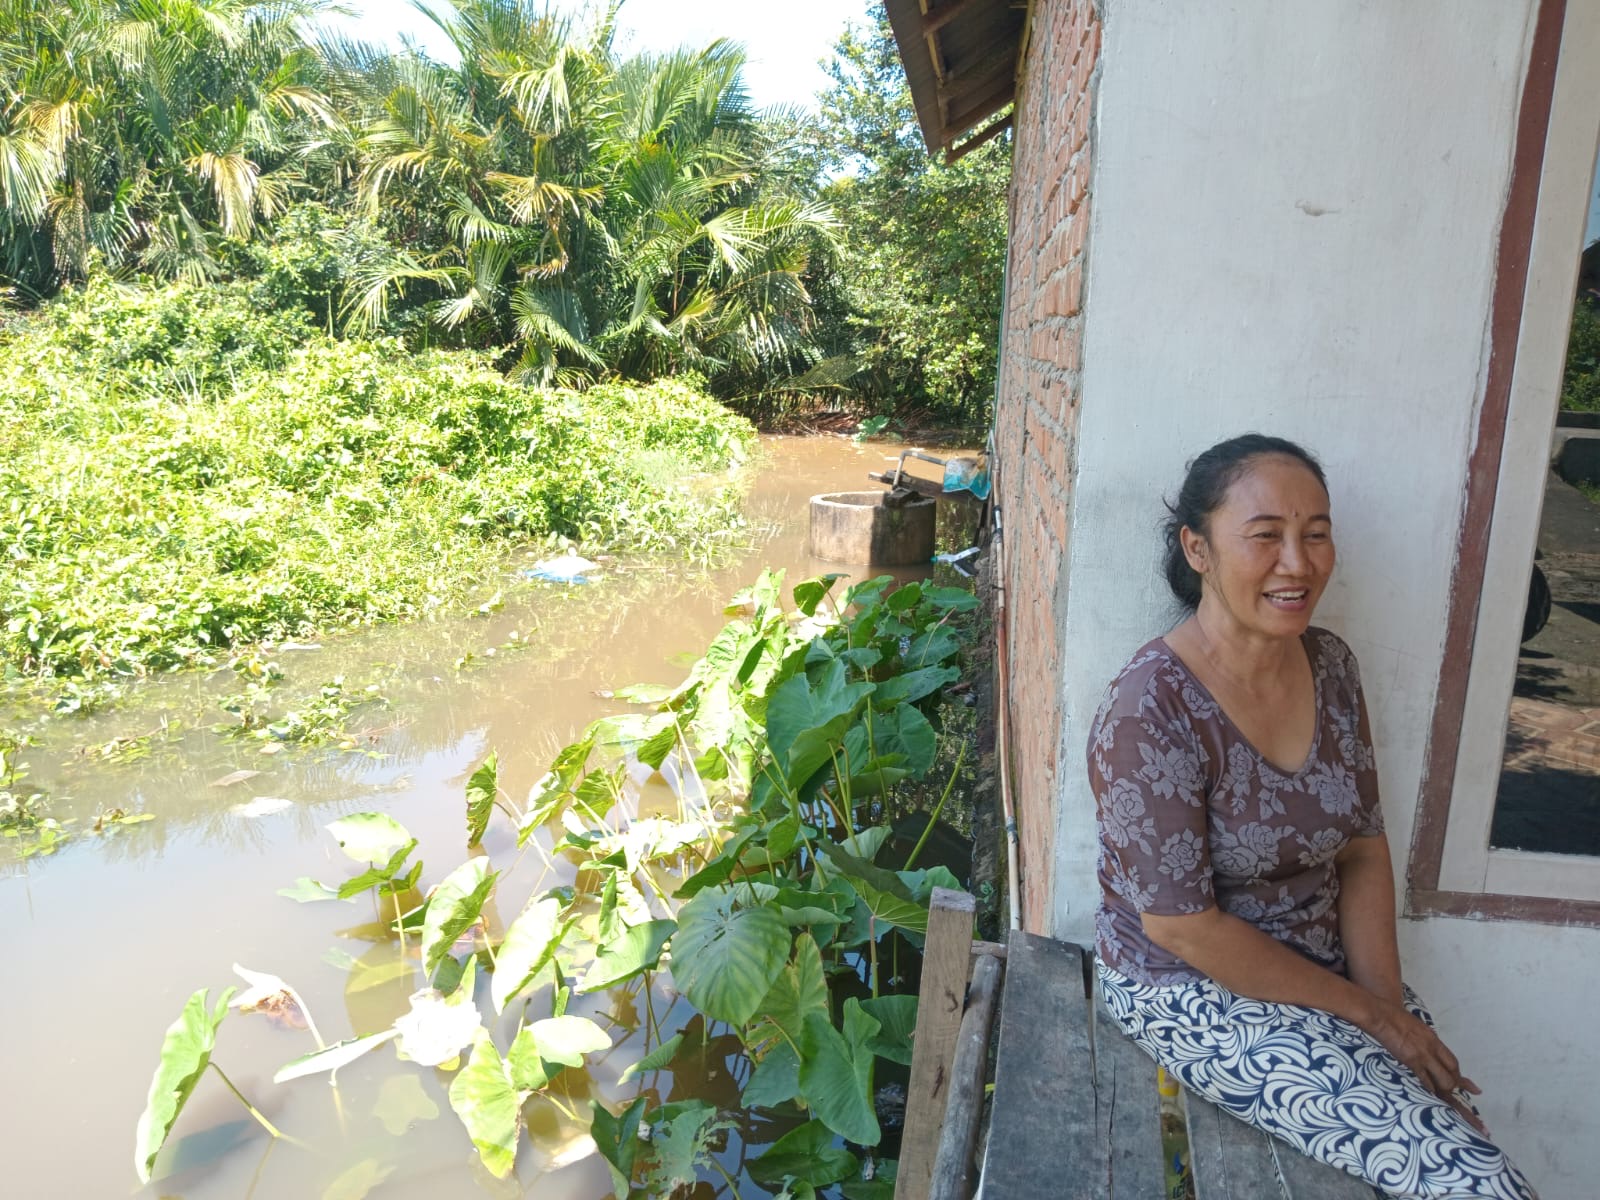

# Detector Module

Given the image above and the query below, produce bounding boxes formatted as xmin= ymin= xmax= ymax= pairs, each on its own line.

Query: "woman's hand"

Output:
xmin=1363 ymin=997 xmax=1488 ymax=1135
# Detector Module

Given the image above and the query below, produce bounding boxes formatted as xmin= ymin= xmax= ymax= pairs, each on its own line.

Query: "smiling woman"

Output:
xmin=1088 ymin=434 xmax=1538 ymax=1200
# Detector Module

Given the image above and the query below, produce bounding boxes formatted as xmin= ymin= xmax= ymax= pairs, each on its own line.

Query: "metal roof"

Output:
xmin=884 ymin=0 xmax=1027 ymax=159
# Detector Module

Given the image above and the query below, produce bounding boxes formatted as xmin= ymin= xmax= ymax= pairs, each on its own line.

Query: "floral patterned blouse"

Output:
xmin=1088 ymin=627 xmax=1384 ymax=986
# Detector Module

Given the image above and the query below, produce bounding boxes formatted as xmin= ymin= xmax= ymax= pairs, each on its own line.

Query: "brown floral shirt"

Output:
xmin=1088 ymin=627 xmax=1384 ymax=986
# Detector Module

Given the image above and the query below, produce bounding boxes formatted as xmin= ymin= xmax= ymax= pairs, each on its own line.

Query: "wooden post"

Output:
xmin=897 ymin=888 xmax=977 ymax=1200
xmin=929 ymin=953 xmax=1003 ymax=1200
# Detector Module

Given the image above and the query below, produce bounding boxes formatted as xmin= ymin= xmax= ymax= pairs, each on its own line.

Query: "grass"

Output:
xmin=1 ymin=279 xmax=755 ymax=700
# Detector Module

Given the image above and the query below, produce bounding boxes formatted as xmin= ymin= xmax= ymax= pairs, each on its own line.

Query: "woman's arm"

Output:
xmin=1142 ymin=906 xmax=1484 ymax=1128
xmin=1334 ymin=831 xmax=1403 ymax=1005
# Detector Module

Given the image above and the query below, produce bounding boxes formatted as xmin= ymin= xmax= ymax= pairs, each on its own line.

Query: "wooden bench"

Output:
xmin=899 ymin=890 xmax=1376 ymax=1200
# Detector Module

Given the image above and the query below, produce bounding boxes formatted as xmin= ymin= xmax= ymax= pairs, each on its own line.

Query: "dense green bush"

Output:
xmin=0 ymin=282 xmax=754 ymax=688
xmin=1562 ymin=296 xmax=1600 ymax=412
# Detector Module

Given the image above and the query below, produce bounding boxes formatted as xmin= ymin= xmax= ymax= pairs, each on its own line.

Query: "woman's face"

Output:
xmin=1182 ymin=454 xmax=1335 ymax=640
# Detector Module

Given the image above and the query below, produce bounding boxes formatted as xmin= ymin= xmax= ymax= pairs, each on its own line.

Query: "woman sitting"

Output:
xmin=1089 ymin=434 xmax=1536 ymax=1199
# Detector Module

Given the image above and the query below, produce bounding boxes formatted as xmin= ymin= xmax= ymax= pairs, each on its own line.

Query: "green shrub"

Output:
xmin=0 ymin=282 xmax=755 ymax=690
xmin=1563 ymin=296 xmax=1600 ymax=412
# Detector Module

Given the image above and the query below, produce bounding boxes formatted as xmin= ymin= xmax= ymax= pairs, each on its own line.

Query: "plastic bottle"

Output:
xmin=1157 ymin=1067 xmax=1195 ymax=1200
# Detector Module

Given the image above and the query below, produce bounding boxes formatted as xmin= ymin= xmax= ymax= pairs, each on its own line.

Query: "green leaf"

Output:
xmin=898 ymin=864 xmax=964 ymax=905
xmin=798 ymin=1000 xmax=881 ymax=1146
xmin=793 ymin=574 xmax=846 ymax=617
xmin=465 ymin=752 xmax=497 ymax=846
xmin=524 ymin=1015 xmax=610 ymax=1068
xmin=820 ymin=845 xmax=928 ymax=935
xmin=870 ymin=664 xmax=960 ymax=709
xmin=674 ymin=825 xmax=757 ymax=898
xmin=322 ymin=1158 xmax=395 ymax=1200
xmin=618 ymin=1032 xmax=685 ymax=1085
xmin=134 ymin=987 xmax=235 ymax=1184
xmin=614 ymin=683 xmax=674 ymax=704
xmin=335 ymin=840 xmax=417 ymax=899
xmin=328 ymin=813 xmax=413 ymax=864
xmin=591 ymin=1096 xmax=647 ymax=1195
xmin=274 ymin=1030 xmax=398 ymax=1083
xmin=278 ymin=876 xmax=353 ymax=903
xmin=580 ymin=918 xmax=676 ymax=991
xmin=670 ymin=887 xmax=791 ymax=1027
xmin=860 ymin=994 xmax=918 ymax=1065
xmin=767 ymin=812 xmax=802 ymax=859
xmin=750 ymin=1119 xmax=859 ymax=1186
xmin=420 ymin=858 xmax=498 ymax=980
xmin=921 ymin=585 xmax=979 ymax=612
xmin=448 ymin=1029 xmax=522 ymax=1179
xmin=506 ymin=1026 xmax=551 ymax=1093
xmin=904 ymin=625 xmax=961 ymax=668
xmin=645 ymin=1100 xmax=722 ymax=1194
xmin=766 ymin=660 xmax=872 ymax=788
xmin=491 ymin=896 xmax=568 ymax=1014
xmin=742 ymin=1038 xmax=801 ymax=1108
xmin=757 ymin=933 xmax=829 ymax=1043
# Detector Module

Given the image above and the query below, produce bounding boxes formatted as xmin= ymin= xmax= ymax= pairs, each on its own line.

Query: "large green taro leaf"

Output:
xmin=750 ymin=1118 xmax=859 ymax=1187
xmin=819 ymin=845 xmax=928 ymax=935
xmin=448 ymin=1029 xmax=522 ymax=1179
xmin=798 ymin=999 xmax=880 ymax=1146
xmin=134 ymin=987 xmax=235 ymax=1183
xmin=465 ymin=752 xmax=498 ymax=847
xmin=420 ymin=858 xmax=498 ymax=980
xmin=580 ymin=918 xmax=677 ymax=992
xmin=670 ymin=887 xmax=791 ymax=1028
xmin=756 ymin=933 xmax=829 ymax=1045
xmin=765 ymin=660 xmax=872 ymax=790
xmin=491 ymin=896 xmax=568 ymax=1014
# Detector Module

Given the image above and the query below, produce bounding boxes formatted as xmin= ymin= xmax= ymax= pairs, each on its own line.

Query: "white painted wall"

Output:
xmin=1044 ymin=0 xmax=1600 ymax=1193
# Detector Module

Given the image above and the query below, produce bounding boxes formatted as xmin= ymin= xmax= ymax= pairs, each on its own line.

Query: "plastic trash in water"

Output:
xmin=941 ymin=457 xmax=991 ymax=500
xmin=933 ymin=545 xmax=981 ymax=577
xmin=523 ymin=553 xmax=601 ymax=584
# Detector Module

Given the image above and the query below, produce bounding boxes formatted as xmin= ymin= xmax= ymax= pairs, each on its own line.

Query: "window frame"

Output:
xmin=1406 ymin=0 xmax=1600 ymax=924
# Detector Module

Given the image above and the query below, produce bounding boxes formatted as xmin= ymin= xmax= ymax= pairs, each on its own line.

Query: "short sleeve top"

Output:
xmin=1088 ymin=627 xmax=1384 ymax=986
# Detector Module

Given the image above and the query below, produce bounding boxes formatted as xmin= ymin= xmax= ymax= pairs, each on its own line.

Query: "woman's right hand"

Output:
xmin=1363 ymin=997 xmax=1488 ymax=1135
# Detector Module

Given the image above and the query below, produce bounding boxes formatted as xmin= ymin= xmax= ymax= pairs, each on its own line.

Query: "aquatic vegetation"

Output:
xmin=133 ymin=570 xmax=975 ymax=1192
xmin=0 ymin=280 xmax=755 ymax=709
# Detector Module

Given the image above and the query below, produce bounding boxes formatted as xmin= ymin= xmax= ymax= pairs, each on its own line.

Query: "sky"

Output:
xmin=318 ymin=0 xmax=874 ymax=111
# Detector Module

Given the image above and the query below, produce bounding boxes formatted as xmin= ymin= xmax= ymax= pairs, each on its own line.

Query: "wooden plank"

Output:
xmin=921 ymin=0 xmax=989 ymax=38
xmin=981 ymin=932 xmax=1106 ymax=1198
xmin=1270 ymin=1135 xmax=1376 ymax=1199
xmin=1185 ymin=1085 xmax=1376 ymax=1198
xmin=929 ymin=953 xmax=1004 ymax=1200
xmin=1185 ymin=1091 xmax=1287 ymax=1200
xmin=1094 ymin=1015 xmax=1165 ymax=1200
xmin=897 ymin=887 xmax=976 ymax=1200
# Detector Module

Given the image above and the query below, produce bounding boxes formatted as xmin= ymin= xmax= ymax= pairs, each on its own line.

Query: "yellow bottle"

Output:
xmin=1157 ymin=1067 xmax=1195 ymax=1200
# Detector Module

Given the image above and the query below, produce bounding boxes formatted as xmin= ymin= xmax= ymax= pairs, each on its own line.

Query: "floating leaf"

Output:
xmin=750 ymin=1119 xmax=859 ymax=1187
xmin=420 ymin=858 xmax=498 ymax=980
xmin=373 ymin=1073 xmax=440 ymax=1136
xmin=670 ymin=887 xmax=790 ymax=1028
xmin=274 ymin=1030 xmax=398 ymax=1083
xmin=580 ymin=918 xmax=676 ymax=992
xmin=322 ymin=1158 xmax=395 ymax=1200
xmin=278 ymin=876 xmax=353 ymax=904
xmin=134 ymin=987 xmax=235 ymax=1184
xmin=491 ymin=896 xmax=568 ymax=1013
xmin=465 ymin=752 xmax=497 ymax=847
xmin=448 ymin=1029 xmax=522 ymax=1179
xmin=618 ymin=1033 xmax=685 ymax=1086
xmin=328 ymin=813 xmax=413 ymax=864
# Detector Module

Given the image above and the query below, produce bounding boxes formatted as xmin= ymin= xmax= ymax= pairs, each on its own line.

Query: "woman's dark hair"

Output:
xmin=1163 ymin=434 xmax=1327 ymax=610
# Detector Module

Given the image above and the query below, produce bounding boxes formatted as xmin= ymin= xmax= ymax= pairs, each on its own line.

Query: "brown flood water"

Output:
xmin=0 ymin=436 xmax=979 ymax=1200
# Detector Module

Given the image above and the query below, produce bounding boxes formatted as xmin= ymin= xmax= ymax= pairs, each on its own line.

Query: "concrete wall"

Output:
xmin=993 ymin=0 xmax=1600 ymax=1192
xmin=994 ymin=0 xmax=1099 ymax=931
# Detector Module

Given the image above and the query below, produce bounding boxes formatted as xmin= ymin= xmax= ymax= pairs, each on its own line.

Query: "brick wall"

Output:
xmin=995 ymin=0 xmax=1100 ymax=932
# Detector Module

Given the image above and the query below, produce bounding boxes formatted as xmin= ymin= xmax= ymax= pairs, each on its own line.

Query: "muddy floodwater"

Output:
xmin=0 ymin=436 xmax=979 ymax=1200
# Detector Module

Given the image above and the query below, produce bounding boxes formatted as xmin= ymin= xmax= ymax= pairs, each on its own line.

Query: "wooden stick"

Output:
xmin=897 ymin=888 xmax=977 ymax=1200
xmin=929 ymin=953 xmax=1004 ymax=1200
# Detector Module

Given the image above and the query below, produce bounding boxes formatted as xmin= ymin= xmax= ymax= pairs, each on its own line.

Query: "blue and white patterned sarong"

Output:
xmin=1097 ymin=962 xmax=1538 ymax=1200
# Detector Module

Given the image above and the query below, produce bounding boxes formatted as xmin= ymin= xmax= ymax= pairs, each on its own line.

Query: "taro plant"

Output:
xmin=131 ymin=569 xmax=975 ymax=1194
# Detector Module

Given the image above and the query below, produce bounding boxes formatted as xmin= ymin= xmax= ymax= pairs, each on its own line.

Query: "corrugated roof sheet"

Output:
xmin=884 ymin=0 xmax=1026 ymax=156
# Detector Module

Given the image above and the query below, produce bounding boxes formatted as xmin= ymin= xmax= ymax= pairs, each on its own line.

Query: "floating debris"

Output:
xmin=523 ymin=553 xmax=601 ymax=584
xmin=232 ymin=796 xmax=293 ymax=818
xmin=210 ymin=769 xmax=262 ymax=788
